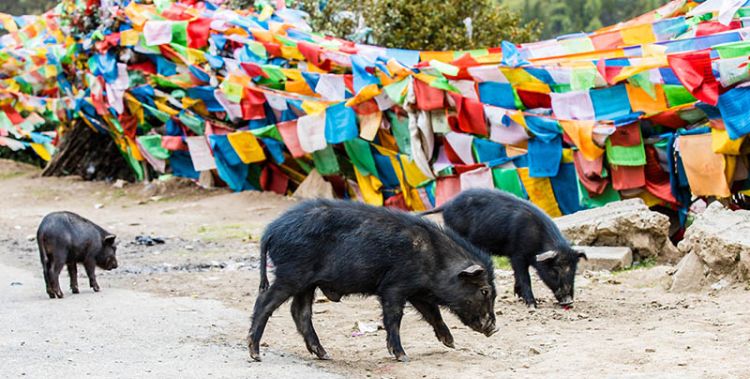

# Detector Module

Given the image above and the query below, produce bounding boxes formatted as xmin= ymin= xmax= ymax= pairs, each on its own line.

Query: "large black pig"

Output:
xmin=248 ymin=199 xmax=497 ymax=362
xmin=420 ymin=189 xmax=587 ymax=307
xmin=37 ymin=211 xmax=119 ymax=299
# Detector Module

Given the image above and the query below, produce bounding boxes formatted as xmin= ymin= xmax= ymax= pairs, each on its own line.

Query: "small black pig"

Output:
xmin=248 ymin=199 xmax=497 ymax=362
xmin=37 ymin=211 xmax=118 ymax=299
xmin=420 ymin=189 xmax=587 ymax=307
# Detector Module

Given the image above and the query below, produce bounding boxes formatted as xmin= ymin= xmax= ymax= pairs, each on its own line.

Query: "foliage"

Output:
xmin=0 ymin=0 xmax=56 ymax=15
xmin=231 ymin=0 xmax=540 ymax=49
xmin=363 ymin=0 xmax=540 ymax=50
xmin=504 ymin=0 xmax=670 ymax=38
xmin=0 ymin=147 xmax=45 ymax=167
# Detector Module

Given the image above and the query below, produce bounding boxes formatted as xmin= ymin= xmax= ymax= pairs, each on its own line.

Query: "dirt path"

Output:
xmin=1 ymin=159 xmax=750 ymax=379
xmin=0 ymin=262 xmax=342 ymax=379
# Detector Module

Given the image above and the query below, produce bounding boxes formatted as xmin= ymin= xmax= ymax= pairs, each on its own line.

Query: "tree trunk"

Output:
xmin=42 ymin=122 xmax=135 ymax=182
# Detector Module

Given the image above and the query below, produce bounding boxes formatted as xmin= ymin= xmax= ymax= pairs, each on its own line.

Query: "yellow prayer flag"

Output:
xmin=711 ymin=128 xmax=744 ymax=155
xmin=620 ymin=23 xmax=656 ymax=46
xmin=559 ymin=120 xmax=605 ymax=161
xmin=227 ymin=131 xmax=266 ymax=164
xmin=345 ymin=84 xmax=381 ymax=107
xmin=30 ymin=143 xmax=51 ymax=161
xmin=517 ymin=168 xmax=562 ymax=217
xmin=121 ymin=29 xmax=140 ymax=46
xmin=301 ymin=100 xmax=327 ymax=115
xmin=354 ymin=166 xmax=383 ymax=206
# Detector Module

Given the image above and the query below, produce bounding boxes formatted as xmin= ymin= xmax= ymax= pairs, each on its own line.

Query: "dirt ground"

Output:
xmin=1 ymin=159 xmax=749 ymax=379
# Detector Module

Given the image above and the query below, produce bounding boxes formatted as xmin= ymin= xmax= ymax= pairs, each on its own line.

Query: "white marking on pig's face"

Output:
xmin=535 ymin=250 xmax=559 ymax=262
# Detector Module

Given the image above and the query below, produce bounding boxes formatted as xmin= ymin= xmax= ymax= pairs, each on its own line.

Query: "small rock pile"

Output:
xmin=671 ymin=202 xmax=750 ymax=292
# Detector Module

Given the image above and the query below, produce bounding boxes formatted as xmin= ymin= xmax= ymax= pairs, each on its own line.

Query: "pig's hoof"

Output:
xmin=438 ymin=334 xmax=455 ymax=348
xmin=92 ymin=285 xmax=100 ymax=292
xmin=395 ymin=354 xmax=410 ymax=362
xmin=54 ymin=290 xmax=64 ymax=299
xmin=248 ymin=342 xmax=261 ymax=362
xmin=313 ymin=346 xmax=330 ymax=360
xmin=47 ymin=291 xmax=56 ymax=299
xmin=71 ymin=288 xmax=79 ymax=294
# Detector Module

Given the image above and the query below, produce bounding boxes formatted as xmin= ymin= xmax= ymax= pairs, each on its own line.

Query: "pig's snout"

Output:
xmin=480 ymin=317 xmax=497 ymax=337
xmin=557 ymin=295 xmax=574 ymax=306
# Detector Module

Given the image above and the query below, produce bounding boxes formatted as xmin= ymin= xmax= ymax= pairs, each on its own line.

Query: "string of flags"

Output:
xmin=2 ymin=0 xmax=750 ymax=222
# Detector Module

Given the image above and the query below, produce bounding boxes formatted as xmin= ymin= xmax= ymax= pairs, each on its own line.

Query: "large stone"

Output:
xmin=678 ymin=201 xmax=750 ymax=281
xmin=669 ymin=252 xmax=708 ymax=293
xmin=576 ymin=246 xmax=633 ymax=271
xmin=555 ymin=199 xmax=680 ymax=262
xmin=292 ymin=169 xmax=334 ymax=200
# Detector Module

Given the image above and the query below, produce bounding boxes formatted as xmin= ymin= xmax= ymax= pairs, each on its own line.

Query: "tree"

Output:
xmin=502 ymin=0 xmax=670 ymax=39
xmin=0 ymin=0 xmax=56 ymax=15
xmin=364 ymin=0 xmax=540 ymax=50
xmin=273 ymin=0 xmax=540 ymax=49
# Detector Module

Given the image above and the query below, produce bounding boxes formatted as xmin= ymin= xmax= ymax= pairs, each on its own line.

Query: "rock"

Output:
xmin=293 ymin=169 xmax=334 ymax=200
xmin=555 ymin=199 xmax=679 ymax=262
xmin=576 ymin=246 xmax=633 ymax=271
xmin=669 ymin=252 xmax=707 ymax=293
xmin=113 ymin=179 xmax=127 ymax=188
xmin=94 ymin=203 xmax=104 ymax=209
xmin=678 ymin=202 xmax=750 ymax=280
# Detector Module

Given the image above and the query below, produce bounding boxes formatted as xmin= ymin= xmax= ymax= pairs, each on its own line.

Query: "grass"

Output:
xmin=0 ymin=171 xmax=25 ymax=180
xmin=197 ymin=224 xmax=255 ymax=242
xmin=492 ymin=256 xmax=512 ymax=270
xmin=614 ymin=257 xmax=657 ymax=273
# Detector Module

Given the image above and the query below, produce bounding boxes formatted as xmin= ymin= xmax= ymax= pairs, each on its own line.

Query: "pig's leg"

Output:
xmin=42 ymin=254 xmax=55 ymax=299
xmin=291 ymin=288 xmax=329 ymax=360
xmin=409 ymin=298 xmax=454 ymax=348
xmin=511 ymin=258 xmax=536 ymax=307
xmin=49 ymin=259 xmax=65 ymax=299
xmin=380 ymin=294 xmax=408 ymax=362
xmin=67 ymin=263 xmax=79 ymax=294
xmin=248 ymin=283 xmax=293 ymax=362
xmin=84 ymin=261 xmax=100 ymax=292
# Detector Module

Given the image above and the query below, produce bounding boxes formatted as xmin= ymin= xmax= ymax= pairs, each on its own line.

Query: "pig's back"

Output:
xmin=37 ymin=212 xmax=101 ymax=252
xmin=442 ymin=189 xmax=564 ymax=255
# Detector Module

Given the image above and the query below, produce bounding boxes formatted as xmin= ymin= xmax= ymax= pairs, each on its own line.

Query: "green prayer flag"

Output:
xmin=570 ymin=67 xmax=598 ymax=91
xmin=714 ymin=41 xmax=750 ymax=59
xmin=312 ymin=145 xmax=340 ymax=175
xmin=142 ymin=103 xmax=170 ymax=123
xmin=137 ymin=135 xmax=171 ymax=160
xmin=605 ymin=139 xmax=646 ymax=166
xmin=492 ymin=168 xmax=527 ymax=199
xmin=248 ymin=41 xmax=267 ymax=59
xmin=386 ymin=111 xmax=411 ymax=155
xmin=344 ymin=139 xmax=378 ymax=176
xmin=383 ymin=79 xmax=408 ymax=105
xmin=663 ymin=84 xmax=697 ymax=106
xmin=249 ymin=124 xmax=283 ymax=141
xmin=578 ymin=181 xmax=620 ymax=209
xmin=628 ymin=72 xmax=656 ymax=99
xmin=220 ymin=79 xmax=243 ymax=103
xmin=171 ymin=21 xmax=188 ymax=47
xmin=179 ymin=112 xmax=205 ymax=135
xmin=428 ymin=77 xmax=460 ymax=93
xmin=429 ymin=60 xmax=459 ymax=77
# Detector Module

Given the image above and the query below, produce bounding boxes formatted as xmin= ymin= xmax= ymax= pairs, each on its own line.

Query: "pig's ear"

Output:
xmin=535 ymin=250 xmax=558 ymax=262
xmin=459 ymin=264 xmax=485 ymax=279
xmin=577 ymin=251 xmax=588 ymax=261
xmin=103 ymin=235 xmax=116 ymax=245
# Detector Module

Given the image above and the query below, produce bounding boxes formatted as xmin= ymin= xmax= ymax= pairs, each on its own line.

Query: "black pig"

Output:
xmin=248 ymin=199 xmax=497 ymax=362
xmin=37 ymin=211 xmax=118 ymax=298
xmin=420 ymin=189 xmax=586 ymax=307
